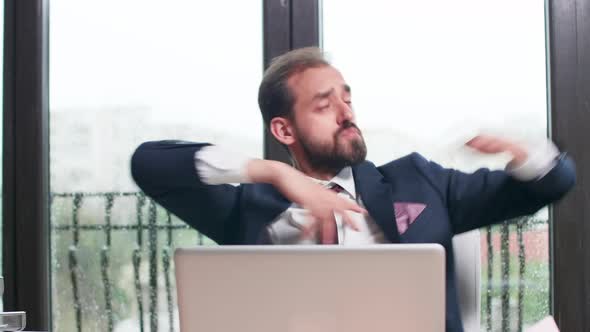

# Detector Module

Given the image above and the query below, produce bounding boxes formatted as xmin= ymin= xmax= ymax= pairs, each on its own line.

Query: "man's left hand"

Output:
xmin=466 ymin=135 xmax=528 ymax=166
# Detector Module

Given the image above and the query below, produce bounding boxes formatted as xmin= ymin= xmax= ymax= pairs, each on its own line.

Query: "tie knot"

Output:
xmin=329 ymin=183 xmax=343 ymax=193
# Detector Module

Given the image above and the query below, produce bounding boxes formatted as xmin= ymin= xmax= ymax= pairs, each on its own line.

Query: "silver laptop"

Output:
xmin=175 ymin=244 xmax=445 ymax=332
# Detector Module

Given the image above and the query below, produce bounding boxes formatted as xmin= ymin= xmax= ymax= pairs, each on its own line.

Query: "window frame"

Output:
xmin=2 ymin=0 xmax=50 ymax=330
xmin=548 ymin=0 xmax=590 ymax=329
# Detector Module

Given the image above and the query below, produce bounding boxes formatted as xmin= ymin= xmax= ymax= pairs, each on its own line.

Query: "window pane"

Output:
xmin=322 ymin=0 xmax=549 ymax=330
xmin=49 ymin=1 xmax=262 ymax=330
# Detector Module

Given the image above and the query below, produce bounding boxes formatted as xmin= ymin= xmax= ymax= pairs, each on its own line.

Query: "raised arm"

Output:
xmin=131 ymin=140 xmax=364 ymax=244
xmin=414 ymin=136 xmax=576 ymax=234
xmin=131 ymin=140 xmax=243 ymax=244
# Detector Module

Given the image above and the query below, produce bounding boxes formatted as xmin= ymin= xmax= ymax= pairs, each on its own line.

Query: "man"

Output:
xmin=131 ymin=47 xmax=575 ymax=331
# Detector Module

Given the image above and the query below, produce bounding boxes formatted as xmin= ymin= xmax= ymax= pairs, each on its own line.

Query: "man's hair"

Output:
xmin=258 ymin=47 xmax=330 ymax=128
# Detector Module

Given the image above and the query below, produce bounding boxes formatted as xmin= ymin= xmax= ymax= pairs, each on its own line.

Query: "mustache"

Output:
xmin=335 ymin=121 xmax=362 ymax=137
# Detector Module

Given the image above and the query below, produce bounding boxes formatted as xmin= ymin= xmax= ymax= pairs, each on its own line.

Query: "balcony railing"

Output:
xmin=50 ymin=192 xmax=548 ymax=332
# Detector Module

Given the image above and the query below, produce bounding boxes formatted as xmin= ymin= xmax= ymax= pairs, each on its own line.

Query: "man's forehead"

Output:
xmin=287 ymin=66 xmax=347 ymax=96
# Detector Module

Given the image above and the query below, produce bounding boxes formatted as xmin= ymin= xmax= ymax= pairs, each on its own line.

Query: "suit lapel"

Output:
xmin=352 ymin=161 xmax=401 ymax=243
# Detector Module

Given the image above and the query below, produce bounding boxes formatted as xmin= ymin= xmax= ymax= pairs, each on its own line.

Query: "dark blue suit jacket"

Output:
xmin=131 ymin=140 xmax=575 ymax=332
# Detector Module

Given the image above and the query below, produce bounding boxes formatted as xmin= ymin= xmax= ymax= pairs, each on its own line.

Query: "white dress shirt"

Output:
xmin=265 ymin=166 xmax=388 ymax=245
xmin=194 ymin=141 xmax=560 ymax=244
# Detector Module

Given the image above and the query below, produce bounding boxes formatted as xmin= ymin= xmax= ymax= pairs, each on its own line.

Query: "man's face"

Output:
xmin=287 ymin=65 xmax=367 ymax=171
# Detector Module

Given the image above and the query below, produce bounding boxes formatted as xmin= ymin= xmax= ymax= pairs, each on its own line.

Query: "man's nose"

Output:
xmin=336 ymin=101 xmax=354 ymax=125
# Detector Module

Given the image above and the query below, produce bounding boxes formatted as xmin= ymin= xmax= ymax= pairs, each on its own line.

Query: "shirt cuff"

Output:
xmin=194 ymin=145 xmax=252 ymax=185
xmin=506 ymin=140 xmax=560 ymax=181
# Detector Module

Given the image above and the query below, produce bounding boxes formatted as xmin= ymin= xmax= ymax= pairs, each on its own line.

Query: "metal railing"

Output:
xmin=50 ymin=192 xmax=547 ymax=332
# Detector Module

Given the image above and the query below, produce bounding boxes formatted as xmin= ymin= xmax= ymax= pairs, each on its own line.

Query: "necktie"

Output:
xmin=320 ymin=184 xmax=343 ymax=244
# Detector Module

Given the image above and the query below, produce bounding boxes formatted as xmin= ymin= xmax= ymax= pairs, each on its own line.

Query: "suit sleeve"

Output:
xmin=131 ymin=140 xmax=242 ymax=244
xmin=412 ymin=152 xmax=576 ymax=234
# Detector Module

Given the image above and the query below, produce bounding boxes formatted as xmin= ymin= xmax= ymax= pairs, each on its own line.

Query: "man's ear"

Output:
xmin=269 ymin=117 xmax=296 ymax=146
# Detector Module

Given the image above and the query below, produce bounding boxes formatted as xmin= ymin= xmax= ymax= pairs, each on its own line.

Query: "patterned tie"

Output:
xmin=320 ymin=183 xmax=343 ymax=244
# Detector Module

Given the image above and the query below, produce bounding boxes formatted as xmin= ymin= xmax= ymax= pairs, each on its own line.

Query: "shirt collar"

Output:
xmin=309 ymin=166 xmax=357 ymax=199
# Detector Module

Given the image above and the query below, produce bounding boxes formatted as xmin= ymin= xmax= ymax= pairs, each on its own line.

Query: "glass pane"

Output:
xmin=322 ymin=0 xmax=549 ymax=330
xmin=49 ymin=1 xmax=262 ymax=331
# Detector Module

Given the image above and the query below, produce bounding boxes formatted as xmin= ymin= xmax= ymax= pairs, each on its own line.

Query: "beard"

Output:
xmin=297 ymin=121 xmax=367 ymax=173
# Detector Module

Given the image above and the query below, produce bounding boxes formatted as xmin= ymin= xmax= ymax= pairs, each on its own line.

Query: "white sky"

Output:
xmin=50 ymin=0 xmax=547 ymax=164
xmin=323 ymin=0 xmax=548 ymax=138
xmin=50 ymin=0 xmax=264 ymax=139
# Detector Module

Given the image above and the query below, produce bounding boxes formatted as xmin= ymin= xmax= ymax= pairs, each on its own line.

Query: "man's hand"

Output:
xmin=247 ymin=159 xmax=364 ymax=243
xmin=466 ymin=135 xmax=529 ymax=166
xmin=279 ymin=178 xmax=364 ymax=243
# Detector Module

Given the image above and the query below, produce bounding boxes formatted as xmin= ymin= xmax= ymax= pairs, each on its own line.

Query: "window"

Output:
xmin=49 ymin=1 xmax=263 ymax=330
xmin=322 ymin=0 xmax=550 ymax=329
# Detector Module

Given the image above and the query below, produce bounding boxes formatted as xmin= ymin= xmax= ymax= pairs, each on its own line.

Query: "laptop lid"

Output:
xmin=174 ymin=244 xmax=445 ymax=332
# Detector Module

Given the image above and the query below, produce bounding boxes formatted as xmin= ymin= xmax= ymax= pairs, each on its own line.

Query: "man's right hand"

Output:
xmin=247 ymin=159 xmax=365 ymax=243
